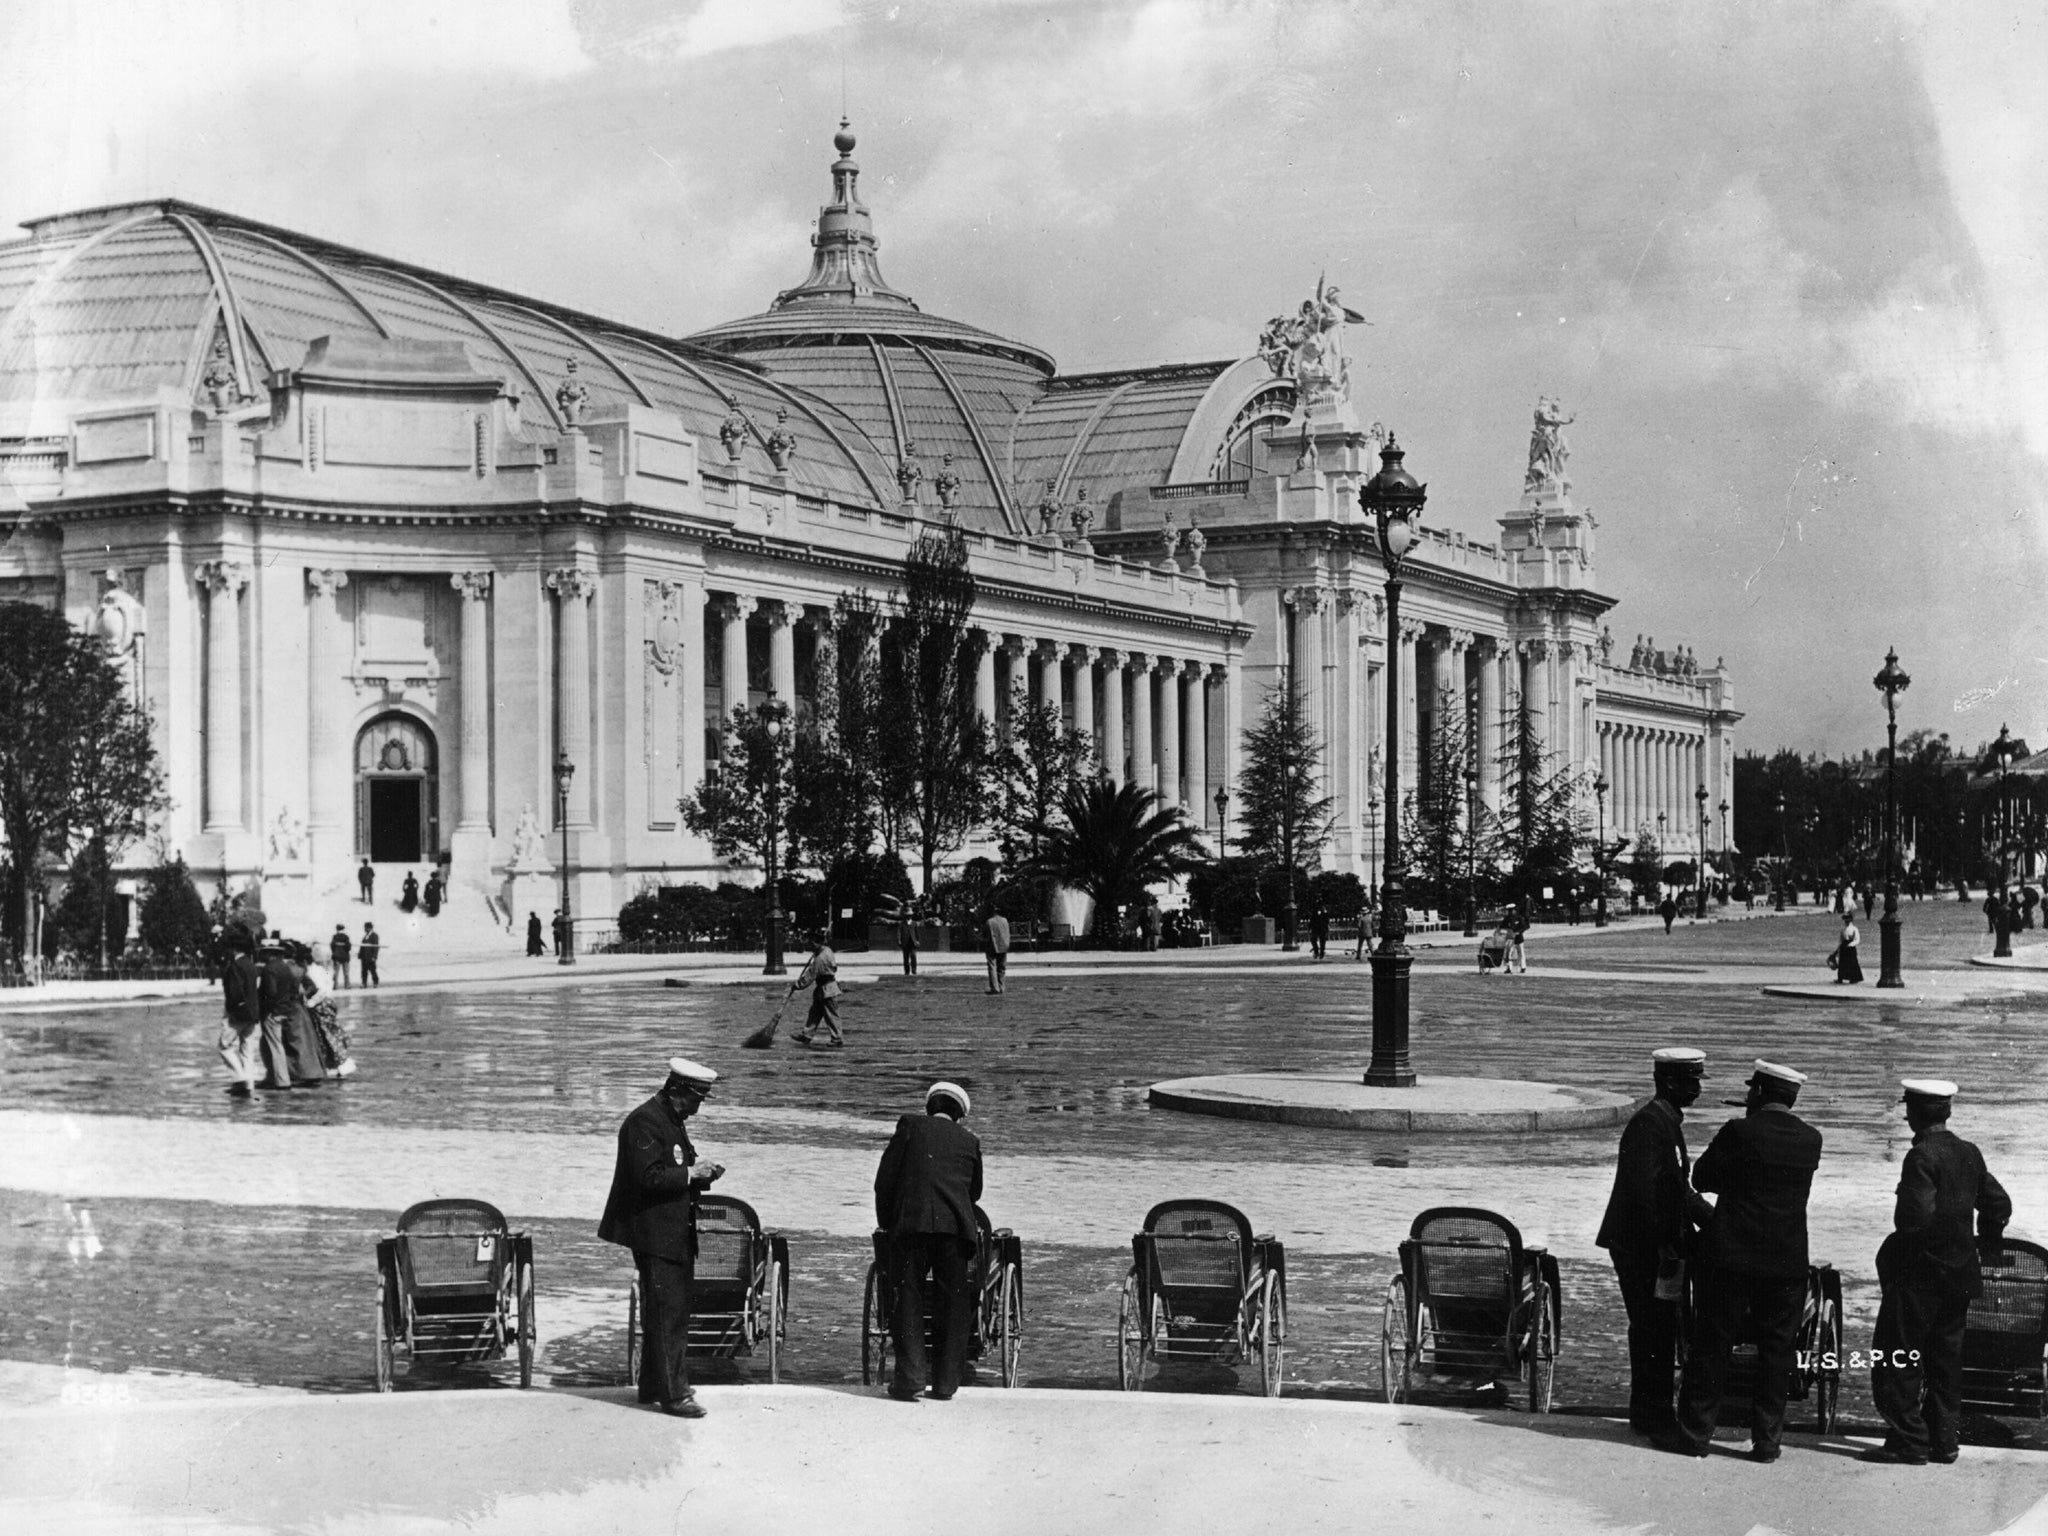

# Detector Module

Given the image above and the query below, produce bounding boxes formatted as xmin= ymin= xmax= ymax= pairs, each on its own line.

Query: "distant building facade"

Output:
xmin=0 ymin=124 xmax=1735 ymax=940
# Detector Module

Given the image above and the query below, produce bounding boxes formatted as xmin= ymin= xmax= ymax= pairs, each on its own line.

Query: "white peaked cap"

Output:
xmin=1751 ymin=1059 xmax=1807 ymax=1086
xmin=1901 ymin=1079 xmax=1958 ymax=1100
xmin=666 ymin=1056 xmax=719 ymax=1086
xmin=926 ymin=1080 xmax=971 ymax=1115
xmin=1652 ymin=1047 xmax=1707 ymax=1068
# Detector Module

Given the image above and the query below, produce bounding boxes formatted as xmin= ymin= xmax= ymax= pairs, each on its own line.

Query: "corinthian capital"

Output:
xmin=546 ymin=566 xmax=597 ymax=604
xmin=197 ymin=559 xmax=250 ymax=597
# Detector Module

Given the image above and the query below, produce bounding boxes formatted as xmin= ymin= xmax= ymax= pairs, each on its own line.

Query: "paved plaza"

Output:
xmin=3 ymin=901 xmax=2045 ymax=1533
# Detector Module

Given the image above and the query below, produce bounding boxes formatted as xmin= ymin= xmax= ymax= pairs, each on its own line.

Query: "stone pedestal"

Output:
xmin=503 ymin=868 xmax=558 ymax=931
xmin=449 ymin=827 xmax=496 ymax=883
xmin=261 ymin=866 xmax=315 ymax=938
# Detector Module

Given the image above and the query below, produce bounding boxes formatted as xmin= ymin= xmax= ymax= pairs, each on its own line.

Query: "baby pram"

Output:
xmin=1477 ymin=929 xmax=1511 ymax=973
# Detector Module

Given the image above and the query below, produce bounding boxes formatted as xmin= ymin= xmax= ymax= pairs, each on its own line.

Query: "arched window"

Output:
xmin=1208 ymin=384 xmax=1297 ymax=483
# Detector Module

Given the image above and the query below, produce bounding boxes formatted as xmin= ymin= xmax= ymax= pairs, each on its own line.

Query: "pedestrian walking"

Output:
xmin=359 ymin=923 xmax=381 ymax=987
xmin=216 ymin=926 xmax=282 ymax=1096
xmin=1507 ymin=906 xmax=1529 ymax=974
xmin=1597 ymin=1047 xmax=1713 ymax=1439
xmin=983 ymin=907 xmax=1010 ymax=994
xmin=1141 ymin=899 xmax=1162 ymax=953
xmin=329 ymin=923 xmax=353 ymax=989
xmin=1309 ymin=903 xmax=1330 ymax=960
xmin=526 ymin=912 xmax=545 ymax=957
xmin=1658 ymin=893 xmax=1678 ymax=934
xmin=552 ymin=908 xmax=570 ymax=957
xmin=598 ymin=1057 xmax=723 ymax=1419
xmin=421 ymin=871 xmax=442 ymax=917
xmin=873 ymin=1082 xmax=984 ymax=1402
xmin=792 ymin=932 xmax=844 ymax=1047
xmin=298 ymin=942 xmax=355 ymax=1077
xmin=357 ymin=858 xmax=375 ymax=904
xmin=1831 ymin=912 xmax=1863 ymax=984
xmin=1862 ymin=1079 xmax=2012 ymax=1464
xmin=899 ymin=901 xmax=920 ymax=977
xmin=1662 ymin=1060 xmax=1822 ymax=1463
xmin=257 ymin=938 xmax=327 ymax=1088
xmin=1352 ymin=898 xmax=1374 ymax=960
xmin=400 ymin=871 xmax=420 ymax=913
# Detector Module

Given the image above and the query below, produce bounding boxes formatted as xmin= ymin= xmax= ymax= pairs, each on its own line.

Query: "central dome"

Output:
xmin=686 ymin=122 xmax=1055 ymax=535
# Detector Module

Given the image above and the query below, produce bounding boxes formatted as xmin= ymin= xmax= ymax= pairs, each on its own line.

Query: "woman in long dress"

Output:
xmin=258 ymin=940 xmax=328 ymax=1086
xmin=526 ymin=912 xmax=545 ymax=957
xmin=297 ymin=943 xmax=355 ymax=1077
xmin=1834 ymin=913 xmax=1864 ymax=984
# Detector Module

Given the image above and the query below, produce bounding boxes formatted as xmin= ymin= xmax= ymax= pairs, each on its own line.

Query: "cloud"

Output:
xmin=609 ymin=0 xmax=844 ymax=63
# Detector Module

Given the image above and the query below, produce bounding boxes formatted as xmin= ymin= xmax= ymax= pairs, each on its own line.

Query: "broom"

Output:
xmin=742 ymin=980 xmax=802 ymax=1049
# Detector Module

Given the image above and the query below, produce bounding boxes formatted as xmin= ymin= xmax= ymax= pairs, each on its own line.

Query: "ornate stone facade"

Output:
xmin=0 ymin=124 xmax=1734 ymax=940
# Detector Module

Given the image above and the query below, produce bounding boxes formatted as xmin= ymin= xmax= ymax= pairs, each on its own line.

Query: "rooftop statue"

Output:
xmin=765 ymin=409 xmax=798 ymax=472
xmin=933 ymin=452 xmax=961 ymax=517
xmin=1035 ymin=479 xmax=1066 ymax=538
xmin=717 ymin=397 xmax=749 ymax=465
xmin=1524 ymin=395 xmax=1574 ymax=495
xmin=896 ymin=440 xmax=925 ymax=504
xmin=555 ymin=356 xmax=590 ymax=427
xmin=1258 ymin=276 xmax=1365 ymax=412
xmin=1069 ymin=485 xmax=1095 ymax=542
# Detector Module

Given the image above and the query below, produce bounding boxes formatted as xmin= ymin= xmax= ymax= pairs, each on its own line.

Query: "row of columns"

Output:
xmin=981 ymin=636 xmax=1227 ymax=819
xmin=1599 ymin=720 xmax=1710 ymax=850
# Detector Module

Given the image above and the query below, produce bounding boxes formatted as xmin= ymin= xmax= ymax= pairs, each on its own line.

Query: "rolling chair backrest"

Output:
xmin=695 ymin=1195 xmax=762 ymax=1289
xmin=395 ymin=1199 xmax=510 ymax=1293
xmin=1412 ymin=1209 xmax=1522 ymax=1318
xmin=1969 ymin=1241 xmax=2048 ymax=1337
xmin=1146 ymin=1201 xmax=1253 ymax=1292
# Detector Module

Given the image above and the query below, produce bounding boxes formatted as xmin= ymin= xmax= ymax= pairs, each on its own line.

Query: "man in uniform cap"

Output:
xmin=873 ymin=1081 xmax=984 ymax=1402
xmin=1863 ymin=1080 xmax=2012 ymax=1464
xmin=1665 ymin=1060 xmax=1823 ymax=1463
xmin=1597 ymin=1047 xmax=1715 ymax=1437
xmin=599 ymin=1057 xmax=724 ymax=1417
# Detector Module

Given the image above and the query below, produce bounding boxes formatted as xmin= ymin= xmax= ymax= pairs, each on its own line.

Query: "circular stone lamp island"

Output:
xmin=1147 ymin=1073 xmax=1637 ymax=1134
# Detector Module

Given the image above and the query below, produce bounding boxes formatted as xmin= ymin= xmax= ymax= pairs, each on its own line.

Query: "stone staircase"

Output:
xmin=266 ymin=866 xmax=518 ymax=966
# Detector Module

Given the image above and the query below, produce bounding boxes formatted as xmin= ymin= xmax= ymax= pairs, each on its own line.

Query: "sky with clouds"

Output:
xmin=3 ymin=0 xmax=2044 ymax=757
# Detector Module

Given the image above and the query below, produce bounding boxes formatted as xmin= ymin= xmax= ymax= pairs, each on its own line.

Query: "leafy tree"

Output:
xmin=878 ymin=530 xmax=993 ymax=891
xmin=1235 ymin=683 xmax=1334 ymax=941
xmin=48 ymin=837 xmax=122 ymax=964
xmin=1493 ymin=695 xmax=1586 ymax=906
xmin=1627 ymin=831 xmax=1665 ymax=899
xmin=792 ymin=589 xmax=887 ymax=882
xmin=681 ymin=703 xmax=799 ymax=894
xmin=991 ymin=700 xmax=1095 ymax=866
xmin=1404 ymin=685 xmax=1476 ymax=915
xmin=136 ymin=851 xmax=214 ymax=961
xmin=1030 ymin=779 xmax=1205 ymax=942
xmin=0 ymin=601 xmax=168 ymax=976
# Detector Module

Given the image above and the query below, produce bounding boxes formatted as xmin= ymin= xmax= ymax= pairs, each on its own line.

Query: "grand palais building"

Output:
xmin=0 ymin=124 xmax=1738 ymax=944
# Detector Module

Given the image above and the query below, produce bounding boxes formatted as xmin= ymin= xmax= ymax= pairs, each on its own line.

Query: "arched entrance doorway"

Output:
xmin=356 ymin=715 xmax=440 ymax=865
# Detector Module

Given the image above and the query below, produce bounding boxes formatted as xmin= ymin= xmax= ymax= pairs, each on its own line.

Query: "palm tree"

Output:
xmin=1031 ymin=779 xmax=1206 ymax=943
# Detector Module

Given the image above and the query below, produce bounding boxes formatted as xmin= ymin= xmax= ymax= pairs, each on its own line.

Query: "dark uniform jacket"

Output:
xmin=1596 ymin=1096 xmax=1712 ymax=1257
xmin=1691 ymin=1103 xmax=1824 ymax=1278
xmin=1881 ymin=1127 xmax=2012 ymax=1298
xmin=220 ymin=951 xmax=261 ymax=1025
xmin=875 ymin=1113 xmax=984 ymax=1239
xmin=983 ymin=915 xmax=1011 ymax=956
xmin=256 ymin=955 xmax=304 ymax=1018
xmin=597 ymin=1093 xmax=700 ymax=1262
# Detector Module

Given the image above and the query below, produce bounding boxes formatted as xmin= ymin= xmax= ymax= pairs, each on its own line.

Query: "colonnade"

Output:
xmin=1598 ymin=720 xmax=1712 ymax=851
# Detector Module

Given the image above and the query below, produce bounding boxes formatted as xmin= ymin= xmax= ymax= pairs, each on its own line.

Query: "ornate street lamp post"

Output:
xmin=1873 ymin=647 xmax=1910 ymax=987
xmin=760 ymin=689 xmax=790 ymax=976
xmin=1594 ymin=772 xmax=1610 ymax=927
xmin=1775 ymin=792 xmax=1788 ymax=910
xmin=1695 ymin=782 xmax=1710 ymax=920
xmin=1462 ymin=765 xmax=1480 ymax=938
xmin=1213 ymin=785 xmax=1231 ymax=863
xmin=1993 ymin=722 xmax=2014 ymax=959
xmin=554 ymin=751 xmax=576 ymax=967
xmin=1359 ymin=435 xmax=1426 ymax=1088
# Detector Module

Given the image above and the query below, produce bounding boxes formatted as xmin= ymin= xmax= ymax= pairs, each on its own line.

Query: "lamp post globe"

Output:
xmin=760 ymin=690 xmax=790 ymax=976
xmin=1873 ymin=647 xmax=1911 ymax=986
xmin=554 ymin=751 xmax=576 ymax=966
xmin=1358 ymin=434 xmax=1426 ymax=1088
xmin=1593 ymin=772 xmax=1610 ymax=928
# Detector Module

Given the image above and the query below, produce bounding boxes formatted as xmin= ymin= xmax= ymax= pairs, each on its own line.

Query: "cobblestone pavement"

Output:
xmin=1 ymin=901 xmax=2042 ymax=1451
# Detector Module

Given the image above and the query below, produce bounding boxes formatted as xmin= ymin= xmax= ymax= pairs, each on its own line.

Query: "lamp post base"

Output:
xmin=1877 ymin=904 xmax=1903 ymax=988
xmin=1364 ymin=943 xmax=1416 ymax=1087
xmin=764 ymin=905 xmax=787 ymax=976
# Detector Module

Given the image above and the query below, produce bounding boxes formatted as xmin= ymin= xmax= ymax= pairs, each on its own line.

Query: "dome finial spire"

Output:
xmin=768 ymin=119 xmax=916 ymax=313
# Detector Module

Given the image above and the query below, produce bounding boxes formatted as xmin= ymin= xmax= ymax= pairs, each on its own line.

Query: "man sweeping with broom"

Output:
xmin=743 ymin=931 xmax=842 ymax=1050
